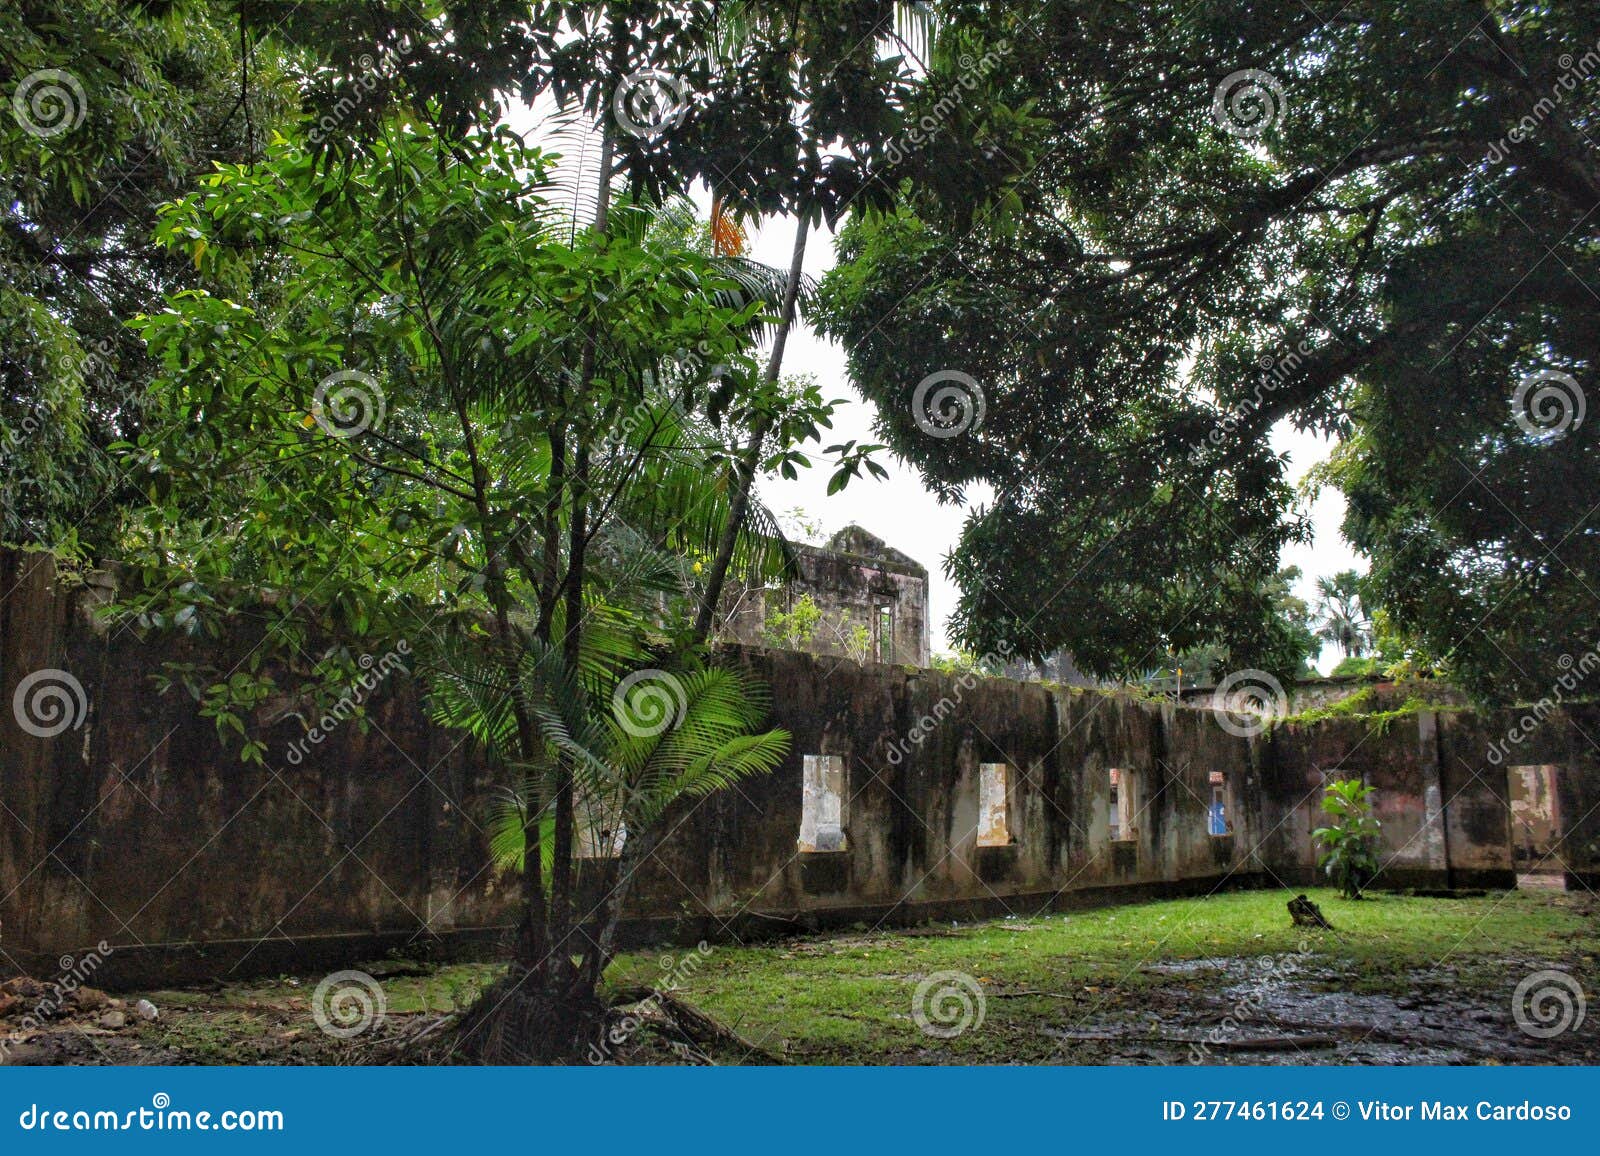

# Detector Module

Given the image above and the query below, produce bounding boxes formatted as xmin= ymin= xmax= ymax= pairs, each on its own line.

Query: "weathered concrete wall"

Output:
xmin=1256 ymin=710 xmax=1506 ymax=889
xmin=0 ymin=551 xmax=514 ymax=984
xmin=1474 ymin=701 xmax=1600 ymax=891
xmin=1 ymin=551 xmax=1591 ymax=985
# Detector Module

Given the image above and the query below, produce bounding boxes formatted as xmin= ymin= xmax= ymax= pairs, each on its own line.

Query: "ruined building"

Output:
xmin=719 ymin=524 xmax=930 ymax=667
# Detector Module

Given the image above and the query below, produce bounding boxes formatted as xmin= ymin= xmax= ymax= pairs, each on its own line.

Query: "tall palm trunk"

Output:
xmin=692 ymin=207 xmax=811 ymax=645
xmin=549 ymin=72 xmax=617 ymax=995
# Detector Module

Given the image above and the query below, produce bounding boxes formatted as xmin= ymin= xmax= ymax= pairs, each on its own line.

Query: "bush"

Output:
xmin=1312 ymin=778 xmax=1382 ymax=899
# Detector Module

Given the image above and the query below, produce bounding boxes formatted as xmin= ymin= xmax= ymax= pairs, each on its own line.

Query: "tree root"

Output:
xmin=452 ymin=973 xmax=608 ymax=1064
xmin=632 ymin=987 xmax=785 ymax=1065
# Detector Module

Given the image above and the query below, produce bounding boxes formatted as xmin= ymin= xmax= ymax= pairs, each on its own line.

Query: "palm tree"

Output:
xmin=426 ymin=631 xmax=790 ymax=1061
xmin=690 ymin=1 xmax=939 ymax=643
xmin=1315 ymin=570 xmax=1372 ymax=658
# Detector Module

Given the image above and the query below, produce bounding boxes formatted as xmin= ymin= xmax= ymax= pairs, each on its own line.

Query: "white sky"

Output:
xmin=741 ymin=215 xmax=1366 ymax=674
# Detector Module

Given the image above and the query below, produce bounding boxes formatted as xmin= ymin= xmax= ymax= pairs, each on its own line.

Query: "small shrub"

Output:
xmin=1312 ymin=778 xmax=1381 ymax=899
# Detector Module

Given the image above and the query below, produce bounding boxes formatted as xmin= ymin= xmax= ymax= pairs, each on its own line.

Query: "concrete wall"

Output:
xmin=2 ymin=550 xmax=1592 ymax=986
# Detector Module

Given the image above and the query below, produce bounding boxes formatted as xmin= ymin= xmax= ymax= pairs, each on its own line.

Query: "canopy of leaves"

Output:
xmin=817 ymin=1 xmax=1600 ymax=700
xmin=1 ymin=0 xmax=294 ymax=549
xmin=127 ymin=114 xmax=796 ymax=633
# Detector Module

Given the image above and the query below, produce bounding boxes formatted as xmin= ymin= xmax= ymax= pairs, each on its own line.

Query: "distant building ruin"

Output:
xmin=720 ymin=524 xmax=930 ymax=667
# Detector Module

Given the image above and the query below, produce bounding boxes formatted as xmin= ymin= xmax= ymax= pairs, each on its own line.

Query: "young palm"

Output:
xmin=424 ymin=629 xmax=789 ymax=1059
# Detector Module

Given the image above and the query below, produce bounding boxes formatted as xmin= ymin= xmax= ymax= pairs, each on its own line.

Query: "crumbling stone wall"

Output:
xmin=1 ymin=550 xmax=1589 ymax=985
xmin=720 ymin=525 xmax=931 ymax=667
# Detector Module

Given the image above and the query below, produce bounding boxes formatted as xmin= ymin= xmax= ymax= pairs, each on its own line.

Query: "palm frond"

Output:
xmin=485 ymin=784 xmax=557 ymax=879
xmin=420 ymin=637 xmax=518 ymax=758
xmin=709 ymin=256 xmax=818 ymax=336
xmin=529 ymin=106 xmax=608 ymax=239
xmin=607 ymin=666 xmax=788 ymax=828
xmin=894 ymin=1 xmax=938 ymax=70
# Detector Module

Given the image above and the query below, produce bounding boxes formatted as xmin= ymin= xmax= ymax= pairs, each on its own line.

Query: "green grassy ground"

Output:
xmin=602 ymin=886 xmax=1598 ymax=1062
xmin=9 ymin=887 xmax=1594 ymax=1065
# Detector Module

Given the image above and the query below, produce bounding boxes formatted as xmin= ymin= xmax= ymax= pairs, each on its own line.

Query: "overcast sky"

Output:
xmin=740 ymin=215 xmax=1367 ymax=674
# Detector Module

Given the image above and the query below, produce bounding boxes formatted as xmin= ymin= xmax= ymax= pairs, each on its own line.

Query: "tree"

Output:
xmin=451 ymin=646 xmax=789 ymax=1033
xmin=817 ymin=1 xmax=1600 ymax=700
xmin=126 ymin=117 xmax=805 ymax=1058
xmin=1153 ymin=566 xmax=1317 ymax=687
xmin=687 ymin=1 xmax=940 ymax=643
xmin=1 ymin=0 xmax=293 ymax=550
xmin=1314 ymin=570 xmax=1370 ymax=658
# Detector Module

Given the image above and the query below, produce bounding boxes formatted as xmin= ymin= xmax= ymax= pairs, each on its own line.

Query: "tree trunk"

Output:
xmin=463 ymin=16 xmax=622 ymax=1063
xmin=583 ymin=823 xmax=658 ymax=990
xmin=691 ymin=208 xmax=811 ymax=645
xmin=549 ymin=67 xmax=616 ymax=986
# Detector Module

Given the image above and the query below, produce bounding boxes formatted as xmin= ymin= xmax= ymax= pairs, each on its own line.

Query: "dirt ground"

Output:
xmin=2 ymin=887 xmax=1595 ymax=1065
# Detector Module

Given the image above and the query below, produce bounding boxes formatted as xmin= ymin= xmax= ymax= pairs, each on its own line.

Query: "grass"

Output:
xmin=602 ymin=887 xmax=1598 ymax=1062
xmin=27 ymin=887 xmax=1594 ymax=1065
